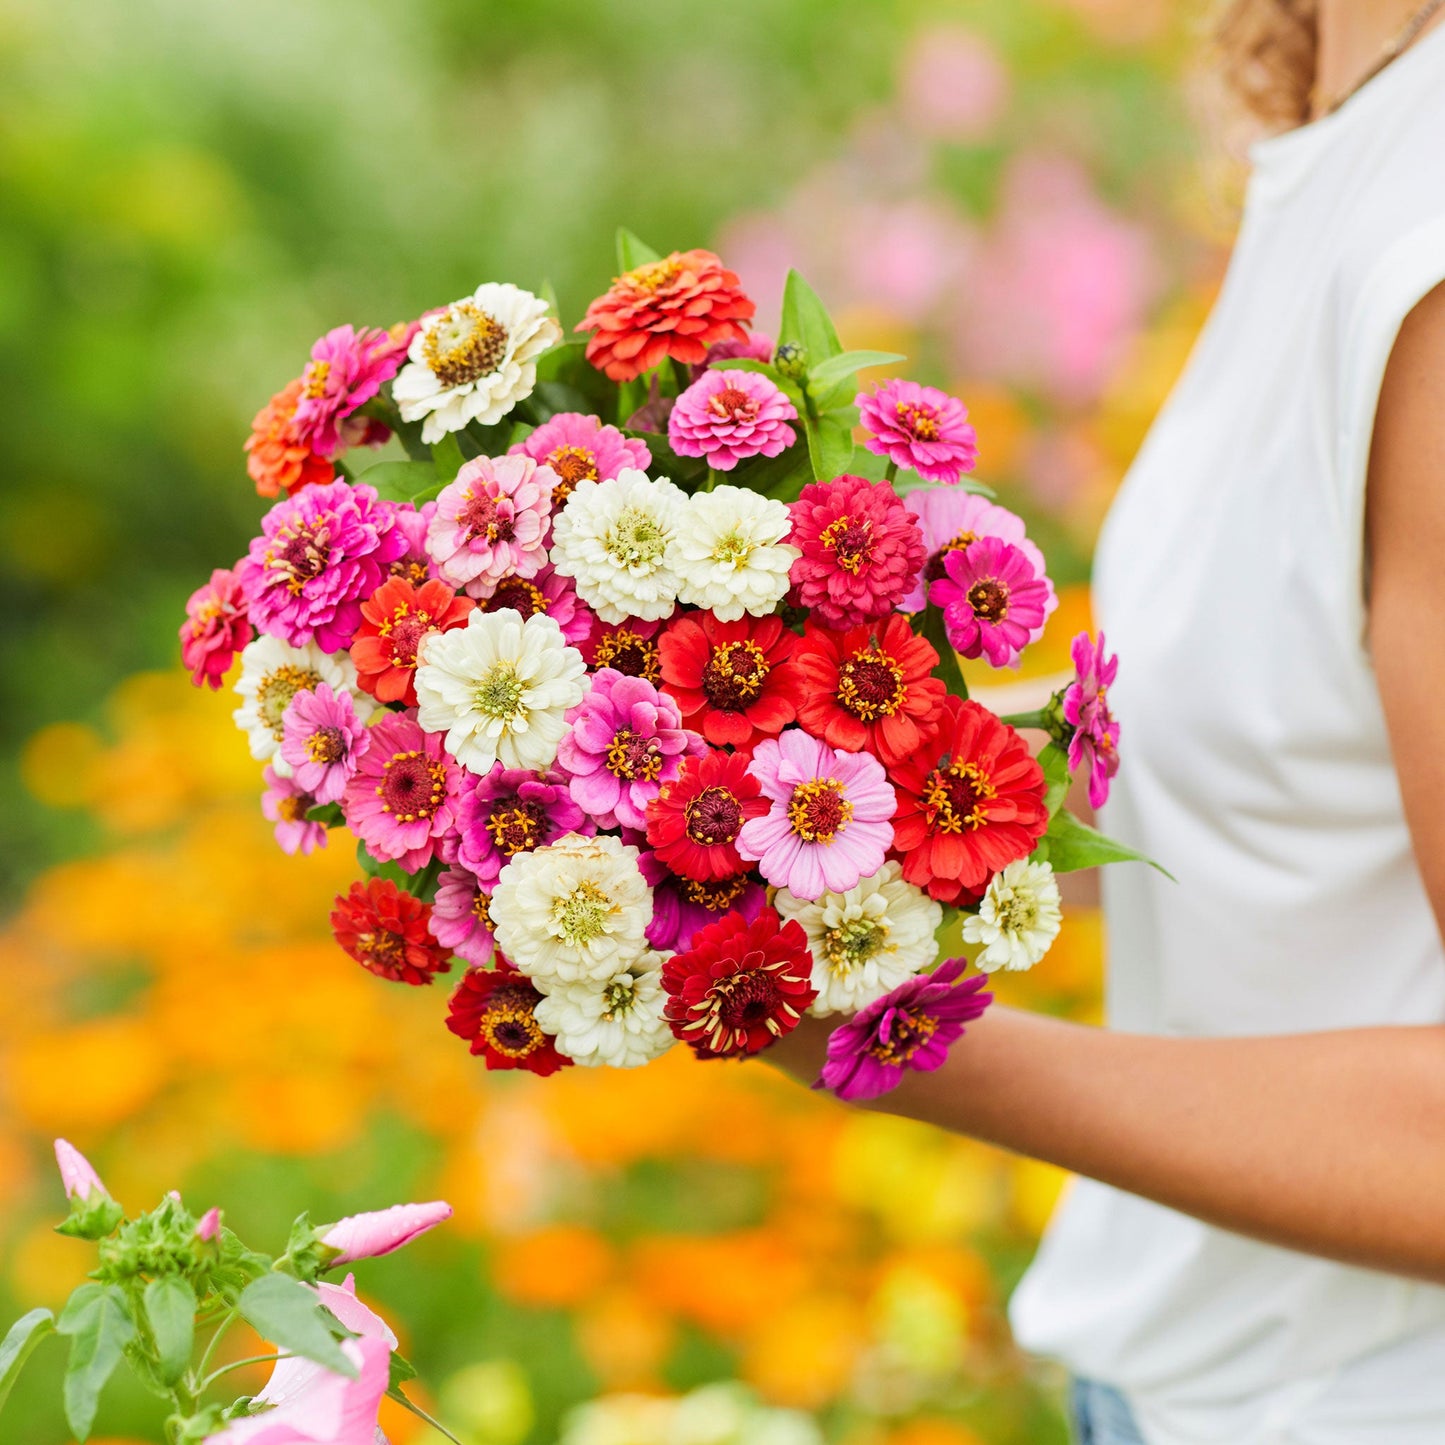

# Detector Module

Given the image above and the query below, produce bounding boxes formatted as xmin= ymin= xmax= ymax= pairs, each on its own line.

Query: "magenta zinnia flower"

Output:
xmin=180 ymin=566 xmax=252 ymax=690
xmin=279 ymin=683 xmax=371 ymax=805
xmin=858 ymin=378 xmax=978 ymax=485
xmin=454 ymin=765 xmax=592 ymax=887
xmin=639 ymin=851 xmax=766 ymax=952
xmin=292 ymin=324 xmax=408 ymax=458
xmin=319 ymin=1200 xmax=453 ymax=1265
xmin=425 ymin=454 xmax=553 ymax=597
xmin=509 ymin=411 xmax=651 ymax=510
xmin=929 ymin=535 xmax=1054 ymax=669
xmin=902 ymin=488 xmax=1048 ymax=613
xmin=737 ymin=728 xmax=896 ymax=901
xmin=817 ymin=957 xmax=992 ymax=1102
xmin=788 ymin=475 xmax=926 ymax=629
xmin=427 ymin=864 xmax=496 ymax=966
xmin=474 ymin=563 xmax=594 ymax=645
xmin=342 ymin=712 xmax=464 ymax=873
xmin=1064 ymin=630 xmax=1121 ymax=808
xmin=556 ymin=669 xmax=703 ymax=830
xmin=237 ymin=480 xmax=404 ymax=653
xmin=261 ymin=765 xmax=328 ymax=857
xmin=668 ymin=368 xmax=798 ymax=472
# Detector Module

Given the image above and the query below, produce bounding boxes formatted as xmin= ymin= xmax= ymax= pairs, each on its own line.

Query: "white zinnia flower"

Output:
xmin=392 ymin=282 xmax=562 ymax=444
xmin=413 ymin=608 xmax=588 ymax=775
xmin=232 ymin=635 xmax=373 ymax=777
xmin=533 ymin=949 xmax=673 ymax=1068
xmin=963 ymin=858 xmax=1063 ymax=972
xmin=549 ymin=469 xmax=687 ymax=623
xmin=492 ymin=832 xmax=652 ymax=988
xmin=774 ymin=860 xmax=943 ymax=1018
xmin=672 ymin=485 xmax=799 ymax=621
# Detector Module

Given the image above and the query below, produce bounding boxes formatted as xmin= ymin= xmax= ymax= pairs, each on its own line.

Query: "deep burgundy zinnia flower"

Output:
xmin=330 ymin=877 xmax=452 ymax=986
xmin=445 ymin=960 xmax=572 ymax=1074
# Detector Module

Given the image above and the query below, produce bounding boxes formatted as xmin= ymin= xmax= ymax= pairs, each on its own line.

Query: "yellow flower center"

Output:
xmin=424 ymin=302 xmax=510 ymax=388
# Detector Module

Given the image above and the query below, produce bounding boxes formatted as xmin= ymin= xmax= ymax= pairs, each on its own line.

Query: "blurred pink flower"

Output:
xmin=54 ymin=1139 xmax=106 ymax=1201
xmin=320 ymin=1201 xmax=453 ymax=1265
xmin=196 ymin=1207 xmax=222 ymax=1242
xmin=899 ymin=25 xmax=1012 ymax=141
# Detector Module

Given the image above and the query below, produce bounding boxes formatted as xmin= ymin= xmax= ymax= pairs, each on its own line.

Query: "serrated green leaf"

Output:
xmin=778 ymin=269 xmax=843 ymax=370
xmin=807 ymin=349 xmax=907 ymax=392
xmin=57 ymin=1284 xmax=135 ymax=1442
xmin=355 ymin=459 xmax=436 ymax=503
xmin=1038 ymin=809 xmax=1173 ymax=878
xmin=804 ymin=413 xmax=855 ymax=482
xmin=237 ymin=1275 xmax=357 ymax=1380
xmin=615 ymin=227 xmax=662 ymax=273
xmin=143 ymin=1277 xmax=195 ymax=1387
xmin=1037 ymin=743 xmax=1072 ymax=818
xmin=0 ymin=1309 xmax=54 ymax=1419
xmin=304 ymin=802 xmax=345 ymax=828
xmin=430 ymin=433 xmax=466 ymax=485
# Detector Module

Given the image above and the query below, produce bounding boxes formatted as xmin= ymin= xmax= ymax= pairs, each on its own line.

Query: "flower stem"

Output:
xmin=884 ymin=460 xmax=898 ymax=483
xmin=190 ymin=1309 xmax=236 ymax=1395
xmin=705 ymin=467 xmax=720 ymax=493
xmin=200 ymin=1353 xmax=294 ymax=1392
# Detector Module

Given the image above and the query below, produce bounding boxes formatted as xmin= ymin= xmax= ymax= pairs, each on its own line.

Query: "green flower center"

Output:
xmin=605 ymin=505 xmax=670 ymax=568
xmin=711 ymin=529 xmax=755 ymax=568
xmin=552 ymin=880 xmax=612 ymax=946
xmin=473 ymin=662 xmax=526 ymax=722
xmin=822 ymin=917 xmax=888 ymax=976
xmin=257 ymin=665 xmax=322 ymax=737
xmin=601 ymin=975 xmax=639 ymax=1021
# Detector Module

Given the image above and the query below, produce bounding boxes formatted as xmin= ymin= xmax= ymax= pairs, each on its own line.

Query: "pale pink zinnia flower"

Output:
xmin=1064 ymin=630 xmax=1121 ymax=808
xmin=425 ymin=454 xmax=553 ymax=598
xmin=261 ymin=765 xmax=328 ymax=856
xmin=858 ymin=378 xmax=978 ymax=485
xmin=427 ymin=865 xmax=496 ymax=966
xmin=319 ymin=1200 xmax=453 ymax=1265
xmin=668 ymin=369 xmax=798 ymax=472
xmin=902 ymin=489 xmax=1048 ymax=613
xmin=279 ymin=683 xmax=372 ymax=805
xmin=737 ymin=729 xmax=896 ymax=901
xmin=180 ymin=567 xmax=253 ymax=691
xmin=929 ymin=535 xmax=1054 ymax=669
xmin=292 ymin=324 xmax=408 ymax=459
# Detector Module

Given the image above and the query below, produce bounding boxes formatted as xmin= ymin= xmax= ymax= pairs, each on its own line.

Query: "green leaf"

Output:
xmin=1037 ymin=808 xmax=1173 ymax=879
xmin=57 ymin=1284 xmax=135 ymax=1442
xmin=778 ymin=269 xmax=843 ymax=371
xmin=807 ymin=349 xmax=907 ymax=392
xmin=621 ymin=429 xmax=707 ymax=487
xmin=355 ymin=843 xmax=416 ymax=893
xmin=304 ymin=802 xmax=345 ymax=829
xmin=143 ymin=1277 xmax=195 ymax=1387
xmin=355 ymin=459 xmax=436 ymax=504
xmin=430 ymin=433 xmax=466 ymax=485
xmin=388 ymin=1350 xmax=418 ymax=1387
xmin=0 ymin=1309 xmax=54 ymax=1420
xmin=538 ymin=276 xmax=561 ymax=319
xmin=615 ymin=227 xmax=662 ymax=273
xmin=1037 ymin=743 xmax=1072 ymax=818
xmin=804 ymin=412 xmax=854 ymax=482
xmin=920 ymin=606 xmax=969 ymax=701
xmin=237 ymin=1275 xmax=357 ymax=1380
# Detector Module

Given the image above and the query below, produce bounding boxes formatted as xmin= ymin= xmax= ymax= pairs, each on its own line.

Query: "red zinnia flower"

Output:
xmin=793 ymin=614 xmax=947 ymax=768
xmin=350 ymin=577 xmax=475 ymax=707
xmin=244 ymin=378 xmax=336 ymax=499
xmin=582 ymin=615 xmax=666 ymax=683
xmin=576 ymin=249 xmax=756 ymax=382
xmin=645 ymin=749 xmax=769 ymax=881
xmin=661 ymin=908 xmax=816 ymax=1059
xmin=888 ymin=697 xmax=1049 ymax=904
xmin=658 ymin=612 xmax=800 ymax=749
xmin=330 ymin=877 xmax=452 ymax=986
xmin=445 ymin=960 xmax=572 ymax=1075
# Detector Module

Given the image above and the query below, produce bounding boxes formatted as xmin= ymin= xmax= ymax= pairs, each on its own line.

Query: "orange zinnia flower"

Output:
xmin=243 ymin=377 xmax=335 ymax=498
xmin=350 ymin=576 xmax=474 ymax=707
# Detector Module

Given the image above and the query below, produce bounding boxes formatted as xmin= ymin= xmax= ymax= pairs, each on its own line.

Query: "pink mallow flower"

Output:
xmin=426 ymin=454 xmax=553 ymax=598
xmin=54 ymin=1139 xmax=107 ymax=1201
xmin=509 ymin=412 xmax=651 ymax=507
xmin=196 ymin=1207 xmax=221 ymax=1242
xmin=902 ymin=488 xmax=1048 ymax=613
xmin=342 ymin=713 xmax=463 ymax=874
xmin=280 ymin=684 xmax=371 ymax=805
xmin=427 ymin=865 xmax=496 ymax=966
xmin=668 ymin=368 xmax=798 ymax=472
xmin=858 ymin=378 xmax=978 ymax=485
xmin=238 ymin=480 xmax=404 ymax=653
xmin=262 ymin=766 xmax=328 ymax=857
xmin=929 ymin=534 xmax=1054 ymax=669
xmin=319 ymin=1201 xmax=453 ymax=1265
xmin=455 ymin=765 xmax=592 ymax=888
xmin=817 ymin=957 xmax=992 ymax=1102
xmin=205 ymin=1277 xmax=394 ymax=1445
xmin=556 ymin=669 xmax=703 ymax=831
xmin=738 ymin=729 xmax=896 ymax=901
xmin=181 ymin=567 xmax=253 ymax=691
xmin=1064 ymin=630 xmax=1121 ymax=809
xmin=292 ymin=324 xmax=408 ymax=459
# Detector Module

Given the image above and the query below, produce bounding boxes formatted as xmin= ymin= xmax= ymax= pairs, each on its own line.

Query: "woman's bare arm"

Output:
xmin=766 ymin=285 xmax=1445 ymax=1284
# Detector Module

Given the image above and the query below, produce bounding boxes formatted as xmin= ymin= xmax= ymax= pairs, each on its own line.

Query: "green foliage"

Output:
xmin=921 ymin=606 xmax=969 ymax=701
xmin=0 ymin=1310 xmax=55 ymax=1419
xmin=237 ymin=1275 xmax=358 ymax=1380
xmin=356 ymin=459 xmax=438 ymax=503
xmin=1036 ymin=808 xmax=1172 ymax=878
xmin=615 ymin=227 xmax=662 ymax=273
xmin=807 ymin=348 xmax=906 ymax=392
xmin=57 ymin=1285 xmax=136 ymax=1442
xmin=141 ymin=1278 xmax=196 ymax=1387
xmin=304 ymin=801 xmax=346 ymax=829
xmin=1037 ymin=742 xmax=1072 ymax=818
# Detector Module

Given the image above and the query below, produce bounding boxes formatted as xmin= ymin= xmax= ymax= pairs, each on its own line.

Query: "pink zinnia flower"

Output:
xmin=737 ymin=729 xmax=896 ymax=901
xmin=261 ymin=765 xmax=328 ymax=856
xmin=509 ymin=412 xmax=650 ymax=511
xmin=691 ymin=332 xmax=775 ymax=379
xmin=929 ymin=534 xmax=1054 ymax=669
xmin=292 ymin=324 xmax=408 ymax=459
xmin=237 ymin=480 xmax=404 ymax=653
xmin=54 ymin=1139 xmax=106 ymax=1202
xmin=639 ymin=850 xmax=766 ymax=953
xmin=902 ymin=489 xmax=1048 ymax=613
xmin=455 ymin=765 xmax=592 ymax=888
xmin=425 ymin=454 xmax=553 ymax=598
xmin=556 ymin=669 xmax=703 ymax=831
xmin=279 ymin=683 xmax=371 ymax=805
xmin=474 ymin=563 xmax=594 ymax=645
xmin=787 ymin=475 xmax=926 ymax=629
xmin=180 ymin=567 xmax=252 ymax=690
xmin=817 ymin=957 xmax=992 ymax=1102
xmin=319 ymin=1200 xmax=452 ymax=1265
xmin=381 ymin=500 xmax=440 ymax=586
xmin=668 ymin=368 xmax=798 ymax=472
xmin=1064 ymin=630 xmax=1121 ymax=809
xmin=858 ymin=378 xmax=978 ymax=485
xmin=342 ymin=713 xmax=463 ymax=874
xmin=427 ymin=864 xmax=496 ymax=966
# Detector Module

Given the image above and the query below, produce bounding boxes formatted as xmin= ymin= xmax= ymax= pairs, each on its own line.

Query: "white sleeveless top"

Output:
xmin=1009 ymin=30 xmax=1445 ymax=1445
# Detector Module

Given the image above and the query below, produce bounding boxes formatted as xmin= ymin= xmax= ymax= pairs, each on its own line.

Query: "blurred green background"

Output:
xmin=0 ymin=1 xmax=1226 ymax=1441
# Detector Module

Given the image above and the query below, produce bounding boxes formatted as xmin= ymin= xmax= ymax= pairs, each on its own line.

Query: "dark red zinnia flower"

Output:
xmin=330 ymin=877 xmax=452 ymax=986
xmin=658 ymin=612 xmax=801 ymax=749
xmin=888 ymin=696 xmax=1049 ymax=904
xmin=444 ymin=959 xmax=572 ymax=1075
xmin=793 ymin=613 xmax=947 ymax=768
xmin=581 ymin=614 xmax=666 ymax=683
xmin=661 ymin=908 xmax=816 ymax=1059
xmin=644 ymin=748 xmax=769 ymax=882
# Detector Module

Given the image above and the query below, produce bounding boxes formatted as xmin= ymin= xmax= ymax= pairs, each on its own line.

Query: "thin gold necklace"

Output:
xmin=1319 ymin=0 xmax=1445 ymax=116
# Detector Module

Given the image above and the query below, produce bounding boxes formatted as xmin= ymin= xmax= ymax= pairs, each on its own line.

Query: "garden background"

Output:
xmin=0 ymin=1 xmax=1232 ymax=1440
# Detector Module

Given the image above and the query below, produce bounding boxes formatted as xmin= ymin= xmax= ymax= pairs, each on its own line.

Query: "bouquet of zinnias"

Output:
xmin=180 ymin=231 xmax=1136 ymax=1102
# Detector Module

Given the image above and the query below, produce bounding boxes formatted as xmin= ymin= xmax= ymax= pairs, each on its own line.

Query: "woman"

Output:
xmin=769 ymin=3 xmax=1445 ymax=1441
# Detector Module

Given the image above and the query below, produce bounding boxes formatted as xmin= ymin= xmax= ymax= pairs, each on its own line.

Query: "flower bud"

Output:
xmin=317 ymin=1201 xmax=453 ymax=1266
xmin=195 ymin=1207 xmax=221 ymax=1242
xmin=53 ymin=1138 xmax=124 ymax=1239
xmin=773 ymin=342 xmax=807 ymax=382
xmin=54 ymin=1139 xmax=106 ymax=1202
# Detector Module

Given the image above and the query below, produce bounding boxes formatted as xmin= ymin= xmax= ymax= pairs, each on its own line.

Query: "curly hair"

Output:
xmin=1214 ymin=0 xmax=1320 ymax=130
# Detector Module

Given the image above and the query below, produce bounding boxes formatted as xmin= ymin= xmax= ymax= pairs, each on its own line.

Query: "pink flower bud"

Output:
xmin=319 ymin=1201 xmax=452 ymax=1265
xmin=53 ymin=1139 xmax=106 ymax=1202
xmin=196 ymin=1207 xmax=221 ymax=1241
